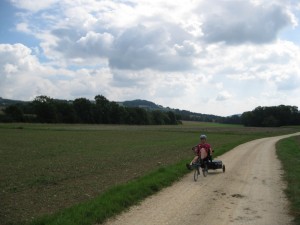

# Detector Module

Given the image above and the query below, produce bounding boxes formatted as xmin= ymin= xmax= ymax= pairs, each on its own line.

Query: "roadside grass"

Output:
xmin=276 ymin=136 xmax=300 ymax=225
xmin=0 ymin=122 xmax=299 ymax=225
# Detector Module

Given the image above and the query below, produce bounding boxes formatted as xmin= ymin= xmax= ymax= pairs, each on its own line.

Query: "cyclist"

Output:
xmin=186 ymin=134 xmax=213 ymax=170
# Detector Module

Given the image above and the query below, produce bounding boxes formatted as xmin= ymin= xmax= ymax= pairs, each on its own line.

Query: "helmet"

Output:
xmin=200 ymin=134 xmax=207 ymax=140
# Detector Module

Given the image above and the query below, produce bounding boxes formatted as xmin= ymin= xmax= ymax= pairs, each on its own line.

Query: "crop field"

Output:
xmin=0 ymin=122 xmax=299 ymax=225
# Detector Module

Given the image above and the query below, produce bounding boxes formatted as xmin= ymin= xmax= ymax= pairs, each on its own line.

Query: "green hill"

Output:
xmin=0 ymin=97 xmax=27 ymax=106
xmin=120 ymin=99 xmax=223 ymax=122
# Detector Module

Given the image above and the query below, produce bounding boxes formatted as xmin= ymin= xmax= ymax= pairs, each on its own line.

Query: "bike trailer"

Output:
xmin=208 ymin=160 xmax=223 ymax=170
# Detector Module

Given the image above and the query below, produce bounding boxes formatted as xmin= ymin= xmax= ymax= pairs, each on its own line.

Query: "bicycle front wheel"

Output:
xmin=194 ymin=167 xmax=200 ymax=181
xmin=202 ymin=164 xmax=208 ymax=177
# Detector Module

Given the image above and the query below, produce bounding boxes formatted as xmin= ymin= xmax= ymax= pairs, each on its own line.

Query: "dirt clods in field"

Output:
xmin=231 ymin=194 xmax=245 ymax=198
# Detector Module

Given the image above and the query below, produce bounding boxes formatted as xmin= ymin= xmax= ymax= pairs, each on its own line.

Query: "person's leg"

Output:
xmin=186 ymin=163 xmax=192 ymax=170
xmin=200 ymin=148 xmax=208 ymax=159
xmin=190 ymin=156 xmax=199 ymax=165
xmin=186 ymin=156 xmax=199 ymax=170
xmin=201 ymin=157 xmax=208 ymax=168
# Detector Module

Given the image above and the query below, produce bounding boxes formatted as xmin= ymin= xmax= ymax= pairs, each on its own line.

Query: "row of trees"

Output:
xmin=241 ymin=105 xmax=300 ymax=127
xmin=1 ymin=95 xmax=299 ymax=127
xmin=0 ymin=95 xmax=180 ymax=125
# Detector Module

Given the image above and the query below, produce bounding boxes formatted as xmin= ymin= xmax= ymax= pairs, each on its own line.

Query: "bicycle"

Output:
xmin=192 ymin=158 xmax=208 ymax=181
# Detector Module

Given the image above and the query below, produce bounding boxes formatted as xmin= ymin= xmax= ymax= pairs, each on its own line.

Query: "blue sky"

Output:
xmin=0 ymin=0 xmax=300 ymax=116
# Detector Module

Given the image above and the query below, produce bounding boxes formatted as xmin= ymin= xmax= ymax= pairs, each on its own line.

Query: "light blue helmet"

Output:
xmin=200 ymin=134 xmax=207 ymax=140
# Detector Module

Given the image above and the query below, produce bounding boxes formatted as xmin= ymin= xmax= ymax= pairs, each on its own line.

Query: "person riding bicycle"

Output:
xmin=186 ymin=134 xmax=213 ymax=170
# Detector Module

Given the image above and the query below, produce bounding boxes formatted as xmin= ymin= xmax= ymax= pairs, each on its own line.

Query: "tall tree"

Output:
xmin=241 ymin=105 xmax=300 ymax=127
xmin=55 ymin=101 xmax=77 ymax=123
xmin=4 ymin=105 xmax=24 ymax=122
xmin=73 ymin=98 xmax=94 ymax=123
xmin=32 ymin=96 xmax=57 ymax=123
xmin=94 ymin=95 xmax=110 ymax=123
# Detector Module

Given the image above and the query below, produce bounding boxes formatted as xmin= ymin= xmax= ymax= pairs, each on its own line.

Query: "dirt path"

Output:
xmin=102 ymin=133 xmax=300 ymax=225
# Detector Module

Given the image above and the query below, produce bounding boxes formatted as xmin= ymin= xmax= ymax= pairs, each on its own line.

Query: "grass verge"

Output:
xmin=276 ymin=136 xmax=300 ymax=225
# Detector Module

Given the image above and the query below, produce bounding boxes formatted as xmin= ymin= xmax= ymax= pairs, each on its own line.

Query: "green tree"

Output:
xmin=151 ymin=110 xmax=168 ymax=125
xmin=262 ymin=115 xmax=279 ymax=127
xmin=4 ymin=105 xmax=24 ymax=122
xmin=241 ymin=105 xmax=300 ymax=127
xmin=125 ymin=107 xmax=150 ymax=125
xmin=94 ymin=95 xmax=110 ymax=123
xmin=73 ymin=98 xmax=94 ymax=123
xmin=167 ymin=111 xmax=178 ymax=125
xmin=55 ymin=101 xmax=77 ymax=123
xmin=32 ymin=96 xmax=58 ymax=123
xmin=109 ymin=102 xmax=123 ymax=124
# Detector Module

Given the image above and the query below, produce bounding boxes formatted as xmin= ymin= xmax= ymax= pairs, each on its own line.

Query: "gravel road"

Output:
xmin=102 ymin=133 xmax=300 ymax=225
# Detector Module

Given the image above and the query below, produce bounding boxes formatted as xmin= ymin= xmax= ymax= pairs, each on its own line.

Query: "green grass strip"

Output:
xmin=28 ymin=161 xmax=188 ymax=225
xmin=276 ymin=136 xmax=300 ymax=225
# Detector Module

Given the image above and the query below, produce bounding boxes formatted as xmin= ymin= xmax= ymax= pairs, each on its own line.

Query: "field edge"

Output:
xmin=276 ymin=135 xmax=300 ymax=225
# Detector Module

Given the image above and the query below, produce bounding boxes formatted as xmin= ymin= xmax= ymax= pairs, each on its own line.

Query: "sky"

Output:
xmin=0 ymin=0 xmax=300 ymax=116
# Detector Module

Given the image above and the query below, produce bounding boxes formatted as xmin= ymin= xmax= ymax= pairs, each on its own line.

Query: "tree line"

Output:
xmin=241 ymin=105 xmax=300 ymax=127
xmin=1 ymin=95 xmax=300 ymax=127
xmin=0 ymin=95 xmax=180 ymax=125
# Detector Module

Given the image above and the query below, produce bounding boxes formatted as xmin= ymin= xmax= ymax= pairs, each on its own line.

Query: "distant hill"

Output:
xmin=120 ymin=99 xmax=162 ymax=110
xmin=0 ymin=97 xmax=27 ymax=106
xmin=120 ymin=99 xmax=223 ymax=122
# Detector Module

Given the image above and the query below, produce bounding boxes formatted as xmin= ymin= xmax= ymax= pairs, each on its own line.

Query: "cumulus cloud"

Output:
xmin=276 ymin=74 xmax=300 ymax=91
xmin=216 ymin=91 xmax=233 ymax=101
xmin=11 ymin=0 xmax=298 ymax=72
xmin=0 ymin=43 xmax=113 ymax=100
xmin=175 ymin=40 xmax=202 ymax=57
xmin=0 ymin=43 xmax=40 ymax=75
xmin=108 ymin=24 xmax=193 ymax=71
xmin=76 ymin=31 xmax=114 ymax=57
xmin=10 ymin=0 xmax=59 ymax=12
xmin=199 ymin=1 xmax=295 ymax=44
xmin=9 ymin=1 xmax=185 ymax=70
xmin=0 ymin=43 xmax=56 ymax=98
xmin=1 ymin=0 xmax=300 ymax=116
xmin=16 ymin=22 xmax=31 ymax=33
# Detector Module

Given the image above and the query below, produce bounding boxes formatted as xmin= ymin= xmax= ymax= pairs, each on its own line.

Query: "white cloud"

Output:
xmin=216 ymin=91 xmax=233 ymax=101
xmin=76 ymin=31 xmax=114 ymax=57
xmin=108 ymin=24 xmax=194 ymax=71
xmin=175 ymin=40 xmax=202 ymax=57
xmin=0 ymin=43 xmax=113 ymax=100
xmin=3 ymin=63 xmax=18 ymax=74
xmin=11 ymin=0 xmax=298 ymax=71
xmin=10 ymin=0 xmax=59 ymax=12
xmin=1 ymin=0 xmax=300 ymax=116
xmin=199 ymin=1 xmax=295 ymax=44
xmin=16 ymin=23 xmax=31 ymax=33
xmin=0 ymin=44 xmax=40 ymax=73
